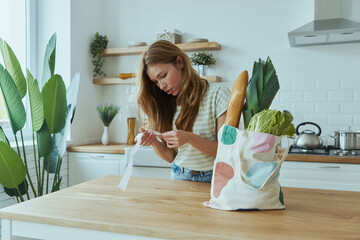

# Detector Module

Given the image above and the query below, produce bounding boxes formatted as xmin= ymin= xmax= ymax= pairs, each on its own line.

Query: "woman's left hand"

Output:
xmin=159 ymin=130 xmax=191 ymax=149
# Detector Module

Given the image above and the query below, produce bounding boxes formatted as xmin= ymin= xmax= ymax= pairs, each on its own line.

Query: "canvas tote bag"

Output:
xmin=204 ymin=124 xmax=289 ymax=211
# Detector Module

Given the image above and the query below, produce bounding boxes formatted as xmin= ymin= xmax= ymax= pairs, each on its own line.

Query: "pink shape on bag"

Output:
xmin=250 ymin=132 xmax=276 ymax=153
xmin=213 ymin=162 xmax=234 ymax=198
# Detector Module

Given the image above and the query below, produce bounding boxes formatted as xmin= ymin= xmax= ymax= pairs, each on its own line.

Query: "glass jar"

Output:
xmin=127 ymin=117 xmax=136 ymax=145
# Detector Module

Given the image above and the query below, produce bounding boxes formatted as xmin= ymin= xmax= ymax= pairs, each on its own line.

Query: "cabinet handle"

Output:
xmin=317 ymin=166 xmax=340 ymax=169
xmin=89 ymin=155 xmax=105 ymax=158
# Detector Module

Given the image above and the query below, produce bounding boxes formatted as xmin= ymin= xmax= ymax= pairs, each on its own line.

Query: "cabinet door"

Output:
xmin=69 ymin=152 xmax=125 ymax=186
xmin=279 ymin=161 xmax=360 ymax=191
xmin=132 ymin=166 xmax=171 ymax=179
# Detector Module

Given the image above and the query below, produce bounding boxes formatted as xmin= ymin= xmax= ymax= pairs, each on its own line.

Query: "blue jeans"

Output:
xmin=171 ymin=162 xmax=213 ymax=182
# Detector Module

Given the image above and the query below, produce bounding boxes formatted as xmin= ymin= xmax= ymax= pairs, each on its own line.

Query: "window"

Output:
xmin=0 ymin=0 xmax=35 ymax=141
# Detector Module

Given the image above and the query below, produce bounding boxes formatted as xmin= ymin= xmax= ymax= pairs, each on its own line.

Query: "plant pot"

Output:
xmin=102 ymin=126 xmax=111 ymax=145
xmin=198 ymin=65 xmax=207 ymax=76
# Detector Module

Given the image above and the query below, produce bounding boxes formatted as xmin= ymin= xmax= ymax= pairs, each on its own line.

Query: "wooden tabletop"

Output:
xmin=0 ymin=176 xmax=359 ymax=239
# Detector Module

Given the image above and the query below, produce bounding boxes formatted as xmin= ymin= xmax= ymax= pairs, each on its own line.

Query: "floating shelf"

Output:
xmin=93 ymin=75 xmax=222 ymax=85
xmin=104 ymin=42 xmax=221 ymax=57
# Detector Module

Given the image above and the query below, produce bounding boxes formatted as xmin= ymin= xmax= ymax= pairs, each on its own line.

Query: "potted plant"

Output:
xmin=190 ymin=51 xmax=216 ymax=76
xmin=90 ymin=32 xmax=109 ymax=78
xmin=0 ymin=33 xmax=80 ymax=201
xmin=96 ymin=103 xmax=120 ymax=145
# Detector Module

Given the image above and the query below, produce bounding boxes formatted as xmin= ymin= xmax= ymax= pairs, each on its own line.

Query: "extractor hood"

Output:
xmin=288 ymin=18 xmax=360 ymax=47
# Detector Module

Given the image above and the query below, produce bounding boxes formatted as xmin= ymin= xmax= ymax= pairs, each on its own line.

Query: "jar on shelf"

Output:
xmin=127 ymin=117 xmax=136 ymax=145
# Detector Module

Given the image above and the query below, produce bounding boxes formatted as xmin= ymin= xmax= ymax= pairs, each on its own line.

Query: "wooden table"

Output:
xmin=1 ymin=176 xmax=359 ymax=240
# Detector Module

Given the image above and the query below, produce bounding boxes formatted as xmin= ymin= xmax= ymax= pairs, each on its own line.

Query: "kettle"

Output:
xmin=294 ymin=122 xmax=323 ymax=149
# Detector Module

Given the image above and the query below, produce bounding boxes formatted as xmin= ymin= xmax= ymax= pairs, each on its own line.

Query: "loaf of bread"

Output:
xmin=118 ymin=73 xmax=136 ymax=79
xmin=224 ymin=70 xmax=248 ymax=128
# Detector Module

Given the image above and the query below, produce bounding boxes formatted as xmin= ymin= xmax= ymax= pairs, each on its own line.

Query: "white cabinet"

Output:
xmin=69 ymin=152 xmax=126 ymax=186
xmin=131 ymin=166 xmax=171 ymax=179
xmin=279 ymin=161 xmax=360 ymax=192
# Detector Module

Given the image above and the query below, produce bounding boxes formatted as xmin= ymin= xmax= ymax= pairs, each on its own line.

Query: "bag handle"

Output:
xmin=240 ymin=136 xmax=289 ymax=190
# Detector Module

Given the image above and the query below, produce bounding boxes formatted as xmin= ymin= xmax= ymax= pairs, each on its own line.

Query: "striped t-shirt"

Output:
xmin=173 ymin=81 xmax=230 ymax=171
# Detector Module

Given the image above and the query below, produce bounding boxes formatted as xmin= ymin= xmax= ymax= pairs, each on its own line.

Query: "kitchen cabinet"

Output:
xmin=69 ymin=152 xmax=126 ymax=186
xmin=279 ymin=161 xmax=360 ymax=191
xmin=131 ymin=166 xmax=171 ymax=179
xmin=94 ymin=41 xmax=222 ymax=85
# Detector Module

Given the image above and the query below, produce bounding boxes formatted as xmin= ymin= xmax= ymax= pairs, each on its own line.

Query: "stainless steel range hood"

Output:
xmin=288 ymin=18 xmax=360 ymax=47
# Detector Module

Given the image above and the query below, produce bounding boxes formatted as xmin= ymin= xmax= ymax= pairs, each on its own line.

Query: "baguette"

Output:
xmin=224 ymin=70 xmax=248 ymax=127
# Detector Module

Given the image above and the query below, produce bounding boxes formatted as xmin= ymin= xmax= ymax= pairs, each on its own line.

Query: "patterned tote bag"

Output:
xmin=204 ymin=124 xmax=289 ymax=211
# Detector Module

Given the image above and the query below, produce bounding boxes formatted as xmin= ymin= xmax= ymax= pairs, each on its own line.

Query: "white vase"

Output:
xmin=102 ymin=126 xmax=111 ymax=145
xmin=198 ymin=65 xmax=207 ymax=76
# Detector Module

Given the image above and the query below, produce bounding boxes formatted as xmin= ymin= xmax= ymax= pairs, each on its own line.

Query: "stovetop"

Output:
xmin=288 ymin=145 xmax=360 ymax=156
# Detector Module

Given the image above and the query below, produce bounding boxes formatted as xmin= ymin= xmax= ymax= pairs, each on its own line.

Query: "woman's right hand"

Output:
xmin=139 ymin=128 xmax=158 ymax=146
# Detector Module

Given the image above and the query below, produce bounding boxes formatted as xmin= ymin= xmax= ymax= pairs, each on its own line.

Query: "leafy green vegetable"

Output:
xmin=246 ymin=109 xmax=295 ymax=136
xmin=243 ymin=57 xmax=280 ymax=129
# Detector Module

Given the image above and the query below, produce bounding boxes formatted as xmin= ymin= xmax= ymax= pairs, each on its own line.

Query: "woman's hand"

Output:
xmin=139 ymin=128 xmax=159 ymax=146
xmin=159 ymin=130 xmax=191 ymax=149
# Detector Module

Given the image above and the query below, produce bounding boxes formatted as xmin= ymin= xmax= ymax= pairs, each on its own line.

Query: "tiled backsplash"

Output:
xmin=102 ymin=77 xmax=360 ymax=147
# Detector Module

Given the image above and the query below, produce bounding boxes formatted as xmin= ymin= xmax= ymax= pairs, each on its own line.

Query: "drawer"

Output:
xmin=279 ymin=161 xmax=360 ymax=191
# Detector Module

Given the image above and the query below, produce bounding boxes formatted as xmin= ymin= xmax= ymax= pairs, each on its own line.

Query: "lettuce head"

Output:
xmin=246 ymin=109 xmax=295 ymax=136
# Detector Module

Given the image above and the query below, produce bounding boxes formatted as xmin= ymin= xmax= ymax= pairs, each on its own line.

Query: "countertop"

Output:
xmin=67 ymin=143 xmax=360 ymax=164
xmin=67 ymin=143 xmax=134 ymax=154
xmin=0 ymin=176 xmax=359 ymax=239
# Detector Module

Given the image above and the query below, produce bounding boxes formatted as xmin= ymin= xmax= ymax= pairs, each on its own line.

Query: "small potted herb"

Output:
xmin=190 ymin=51 xmax=216 ymax=76
xmin=96 ymin=103 xmax=120 ymax=145
xmin=90 ymin=32 xmax=109 ymax=78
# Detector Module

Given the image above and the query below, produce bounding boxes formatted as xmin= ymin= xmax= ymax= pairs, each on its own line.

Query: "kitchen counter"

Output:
xmin=67 ymin=143 xmax=360 ymax=164
xmin=66 ymin=142 xmax=133 ymax=154
xmin=0 ymin=176 xmax=359 ymax=239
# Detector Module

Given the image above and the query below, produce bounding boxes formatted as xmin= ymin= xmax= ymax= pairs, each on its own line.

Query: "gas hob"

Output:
xmin=288 ymin=145 xmax=360 ymax=156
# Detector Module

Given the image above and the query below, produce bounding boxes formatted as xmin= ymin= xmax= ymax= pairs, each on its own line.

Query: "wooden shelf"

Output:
xmin=104 ymin=42 xmax=221 ymax=57
xmin=93 ymin=75 xmax=222 ymax=85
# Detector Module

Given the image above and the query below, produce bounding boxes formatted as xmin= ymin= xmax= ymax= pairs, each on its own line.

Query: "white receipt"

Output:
xmin=118 ymin=131 xmax=162 ymax=191
xmin=118 ymin=133 xmax=143 ymax=191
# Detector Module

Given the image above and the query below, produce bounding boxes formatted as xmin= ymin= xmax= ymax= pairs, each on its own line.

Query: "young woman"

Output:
xmin=136 ymin=40 xmax=230 ymax=182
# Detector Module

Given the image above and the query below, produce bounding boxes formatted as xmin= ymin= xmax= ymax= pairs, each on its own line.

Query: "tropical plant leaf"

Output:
xmin=51 ymin=176 xmax=62 ymax=193
xmin=49 ymin=50 xmax=56 ymax=76
xmin=0 ymin=126 xmax=10 ymax=146
xmin=41 ymin=74 xmax=67 ymax=134
xmin=0 ymin=38 xmax=27 ymax=98
xmin=4 ymin=179 xmax=28 ymax=197
xmin=67 ymin=73 xmax=80 ymax=125
xmin=46 ymin=105 xmax=70 ymax=173
xmin=27 ymin=69 xmax=44 ymax=132
xmin=46 ymin=73 xmax=80 ymax=173
xmin=0 ymin=64 xmax=26 ymax=134
xmin=40 ymin=33 xmax=56 ymax=89
xmin=66 ymin=73 xmax=80 ymax=112
xmin=36 ymin=120 xmax=52 ymax=157
xmin=0 ymin=141 xmax=26 ymax=188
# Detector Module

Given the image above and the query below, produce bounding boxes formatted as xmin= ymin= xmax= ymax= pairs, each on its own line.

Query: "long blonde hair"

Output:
xmin=137 ymin=40 xmax=207 ymax=133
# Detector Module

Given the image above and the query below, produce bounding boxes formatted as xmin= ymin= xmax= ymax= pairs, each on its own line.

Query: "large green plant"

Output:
xmin=0 ymin=33 xmax=80 ymax=201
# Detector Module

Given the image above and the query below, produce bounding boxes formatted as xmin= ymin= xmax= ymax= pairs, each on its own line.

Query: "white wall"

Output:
xmin=37 ymin=0 xmax=71 ymax=85
xmin=69 ymin=0 xmax=104 ymax=144
xmin=83 ymin=0 xmax=360 ymax=146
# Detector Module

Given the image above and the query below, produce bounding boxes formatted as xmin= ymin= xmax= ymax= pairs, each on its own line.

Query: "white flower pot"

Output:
xmin=198 ymin=65 xmax=207 ymax=76
xmin=102 ymin=126 xmax=111 ymax=145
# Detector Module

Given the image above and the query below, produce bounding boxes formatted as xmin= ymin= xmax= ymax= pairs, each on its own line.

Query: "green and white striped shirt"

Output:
xmin=173 ymin=81 xmax=230 ymax=171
